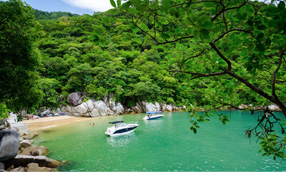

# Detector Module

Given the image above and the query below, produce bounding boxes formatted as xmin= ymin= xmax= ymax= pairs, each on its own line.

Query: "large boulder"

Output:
xmin=73 ymin=103 xmax=88 ymax=115
xmin=86 ymin=99 xmax=94 ymax=112
xmin=67 ymin=92 xmax=82 ymax=106
xmin=161 ymin=104 xmax=173 ymax=112
xmin=268 ymin=104 xmax=281 ymax=111
xmin=62 ymin=106 xmax=72 ymax=114
xmin=21 ymin=132 xmax=38 ymax=140
xmin=0 ymin=129 xmax=20 ymax=162
xmin=20 ymin=140 xmax=34 ymax=148
xmin=108 ymin=98 xmax=124 ymax=115
xmin=39 ymin=109 xmax=53 ymax=117
xmin=94 ymin=100 xmax=111 ymax=116
xmin=113 ymin=103 xmax=124 ymax=115
xmin=146 ymin=102 xmax=158 ymax=112
xmin=19 ymin=145 xmax=48 ymax=156
xmin=90 ymin=109 xmax=100 ymax=117
xmin=26 ymin=163 xmax=53 ymax=172
xmin=132 ymin=102 xmax=145 ymax=113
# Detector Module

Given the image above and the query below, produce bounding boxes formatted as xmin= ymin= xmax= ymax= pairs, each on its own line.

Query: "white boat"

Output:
xmin=143 ymin=111 xmax=164 ymax=120
xmin=105 ymin=121 xmax=138 ymax=136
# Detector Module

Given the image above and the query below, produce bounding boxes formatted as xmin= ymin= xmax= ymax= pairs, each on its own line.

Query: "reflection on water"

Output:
xmin=106 ymin=132 xmax=137 ymax=147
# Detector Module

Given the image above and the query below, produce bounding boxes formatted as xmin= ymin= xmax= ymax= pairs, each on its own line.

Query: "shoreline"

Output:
xmin=22 ymin=115 xmax=91 ymax=132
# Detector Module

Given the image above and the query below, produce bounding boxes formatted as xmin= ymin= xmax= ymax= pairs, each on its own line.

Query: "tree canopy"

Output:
xmin=0 ymin=0 xmax=42 ymax=117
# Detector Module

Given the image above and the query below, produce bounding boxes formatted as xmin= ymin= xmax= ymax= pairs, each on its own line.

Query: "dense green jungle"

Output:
xmin=1 ymin=1 xmax=198 ymax=111
xmin=1 ymin=0 xmax=286 ymax=160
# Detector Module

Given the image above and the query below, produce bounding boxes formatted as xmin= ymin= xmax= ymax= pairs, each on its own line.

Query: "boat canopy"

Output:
xmin=146 ymin=111 xmax=163 ymax=114
xmin=109 ymin=121 xmax=124 ymax=124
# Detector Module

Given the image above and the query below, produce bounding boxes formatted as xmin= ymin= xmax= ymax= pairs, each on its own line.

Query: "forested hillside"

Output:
xmin=35 ymin=9 xmax=193 ymax=109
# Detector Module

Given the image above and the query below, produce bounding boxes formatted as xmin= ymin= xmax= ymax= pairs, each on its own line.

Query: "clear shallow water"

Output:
xmin=34 ymin=111 xmax=286 ymax=171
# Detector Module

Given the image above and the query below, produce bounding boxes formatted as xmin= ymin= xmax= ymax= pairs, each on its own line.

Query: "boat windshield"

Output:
xmin=146 ymin=111 xmax=163 ymax=115
xmin=109 ymin=121 xmax=124 ymax=124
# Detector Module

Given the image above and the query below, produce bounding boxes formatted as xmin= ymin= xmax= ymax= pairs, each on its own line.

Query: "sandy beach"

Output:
xmin=22 ymin=116 xmax=91 ymax=132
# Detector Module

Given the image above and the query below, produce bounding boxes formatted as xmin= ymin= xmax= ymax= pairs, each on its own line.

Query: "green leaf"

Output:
xmin=202 ymin=21 xmax=214 ymax=29
xmin=93 ymin=30 xmax=101 ymax=36
xmin=256 ymin=33 xmax=264 ymax=40
xmin=170 ymin=8 xmax=178 ymax=17
xmin=161 ymin=33 xmax=170 ymax=39
xmin=132 ymin=37 xmax=142 ymax=44
xmin=278 ymin=1 xmax=285 ymax=9
xmin=117 ymin=0 xmax=121 ymax=7
xmin=265 ymin=6 xmax=280 ymax=13
xmin=99 ymin=40 xmax=107 ymax=47
xmin=256 ymin=43 xmax=265 ymax=52
xmin=265 ymin=38 xmax=271 ymax=46
xmin=110 ymin=0 xmax=116 ymax=8
xmin=121 ymin=1 xmax=131 ymax=10
xmin=257 ymin=25 xmax=266 ymax=30
xmin=89 ymin=35 xmax=97 ymax=41
xmin=193 ymin=128 xmax=197 ymax=134
xmin=140 ymin=23 xmax=148 ymax=30
xmin=247 ymin=20 xmax=253 ymax=26
xmin=200 ymin=29 xmax=210 ymax=40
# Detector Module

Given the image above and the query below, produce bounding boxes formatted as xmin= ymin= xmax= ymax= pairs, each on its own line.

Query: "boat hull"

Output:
xmin=105 ymin=124 xmax=138 ymax=136
xmin=143 ymin=114 xmax=164 ymax=120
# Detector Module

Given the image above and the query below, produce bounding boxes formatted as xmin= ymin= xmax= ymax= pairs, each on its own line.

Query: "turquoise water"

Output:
xmin=34 ymin=111 xmax=286 ymax=171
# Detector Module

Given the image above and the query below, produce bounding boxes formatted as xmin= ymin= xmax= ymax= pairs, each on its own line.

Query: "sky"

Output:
xmin=1 ymin=0 xmax=272 ymax=15
xmin=1 ymin=0 xmax=115 ymax=15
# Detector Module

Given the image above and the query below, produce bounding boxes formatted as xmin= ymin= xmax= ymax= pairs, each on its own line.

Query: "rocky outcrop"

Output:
xmin=146 ymin=102 xmax=161 ymax=112
xmin=6 ymin=155 xmax=60 ymax=169
xmin=161 ymin=104 xmax=173 ymax=112
xmin=0 ymin=129 xmax=20 ymax=162
xmin=26 ymin=162 xmax=54 ymax=172
xmin=62 ymin=96 xmax=182 ymax=117
xmin=268 ymin=104 xmax=280 ymax=111
xmin=4 ymin=131 xmax=60 ymax=171
xmin=67 ymin=92 xmax=82 ymax=106
xmin=62 ymin=99 xmax=124 ymax=117
xmin=20 ymin=140 xmax=34 ymax=149
xmin=19 ymin=145 xmax=49 ymax=156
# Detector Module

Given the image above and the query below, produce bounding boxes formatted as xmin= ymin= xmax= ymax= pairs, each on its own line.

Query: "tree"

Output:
xmin=109 ymin=0 xmax=286 ymax=159
xmin=0 ymin=0 xmax=42 ymax=118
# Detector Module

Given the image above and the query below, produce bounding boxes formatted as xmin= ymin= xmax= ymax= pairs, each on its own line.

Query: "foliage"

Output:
xmin=34 ymin=7 xmax=185 ymax=108
xmin=0 ymin=0 xmax=43 ymax=117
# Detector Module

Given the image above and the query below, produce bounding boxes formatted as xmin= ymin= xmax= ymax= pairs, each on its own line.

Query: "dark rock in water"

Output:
xmin=67 ymin=92 xmax=82 ymax=106
xmin=6 ymin=155 xmax=60 ymax=168
xmin=0 ymin=129 xmax=20 ymax=162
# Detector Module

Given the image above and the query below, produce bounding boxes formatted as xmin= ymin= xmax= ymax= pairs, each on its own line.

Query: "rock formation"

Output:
xmin=62 ymin=93 xmax=182 ymax=117
xmin=0 ymin=129 xmax=20 ymax=162
xmin=67 ymin=92 xmax=82 ymax=106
